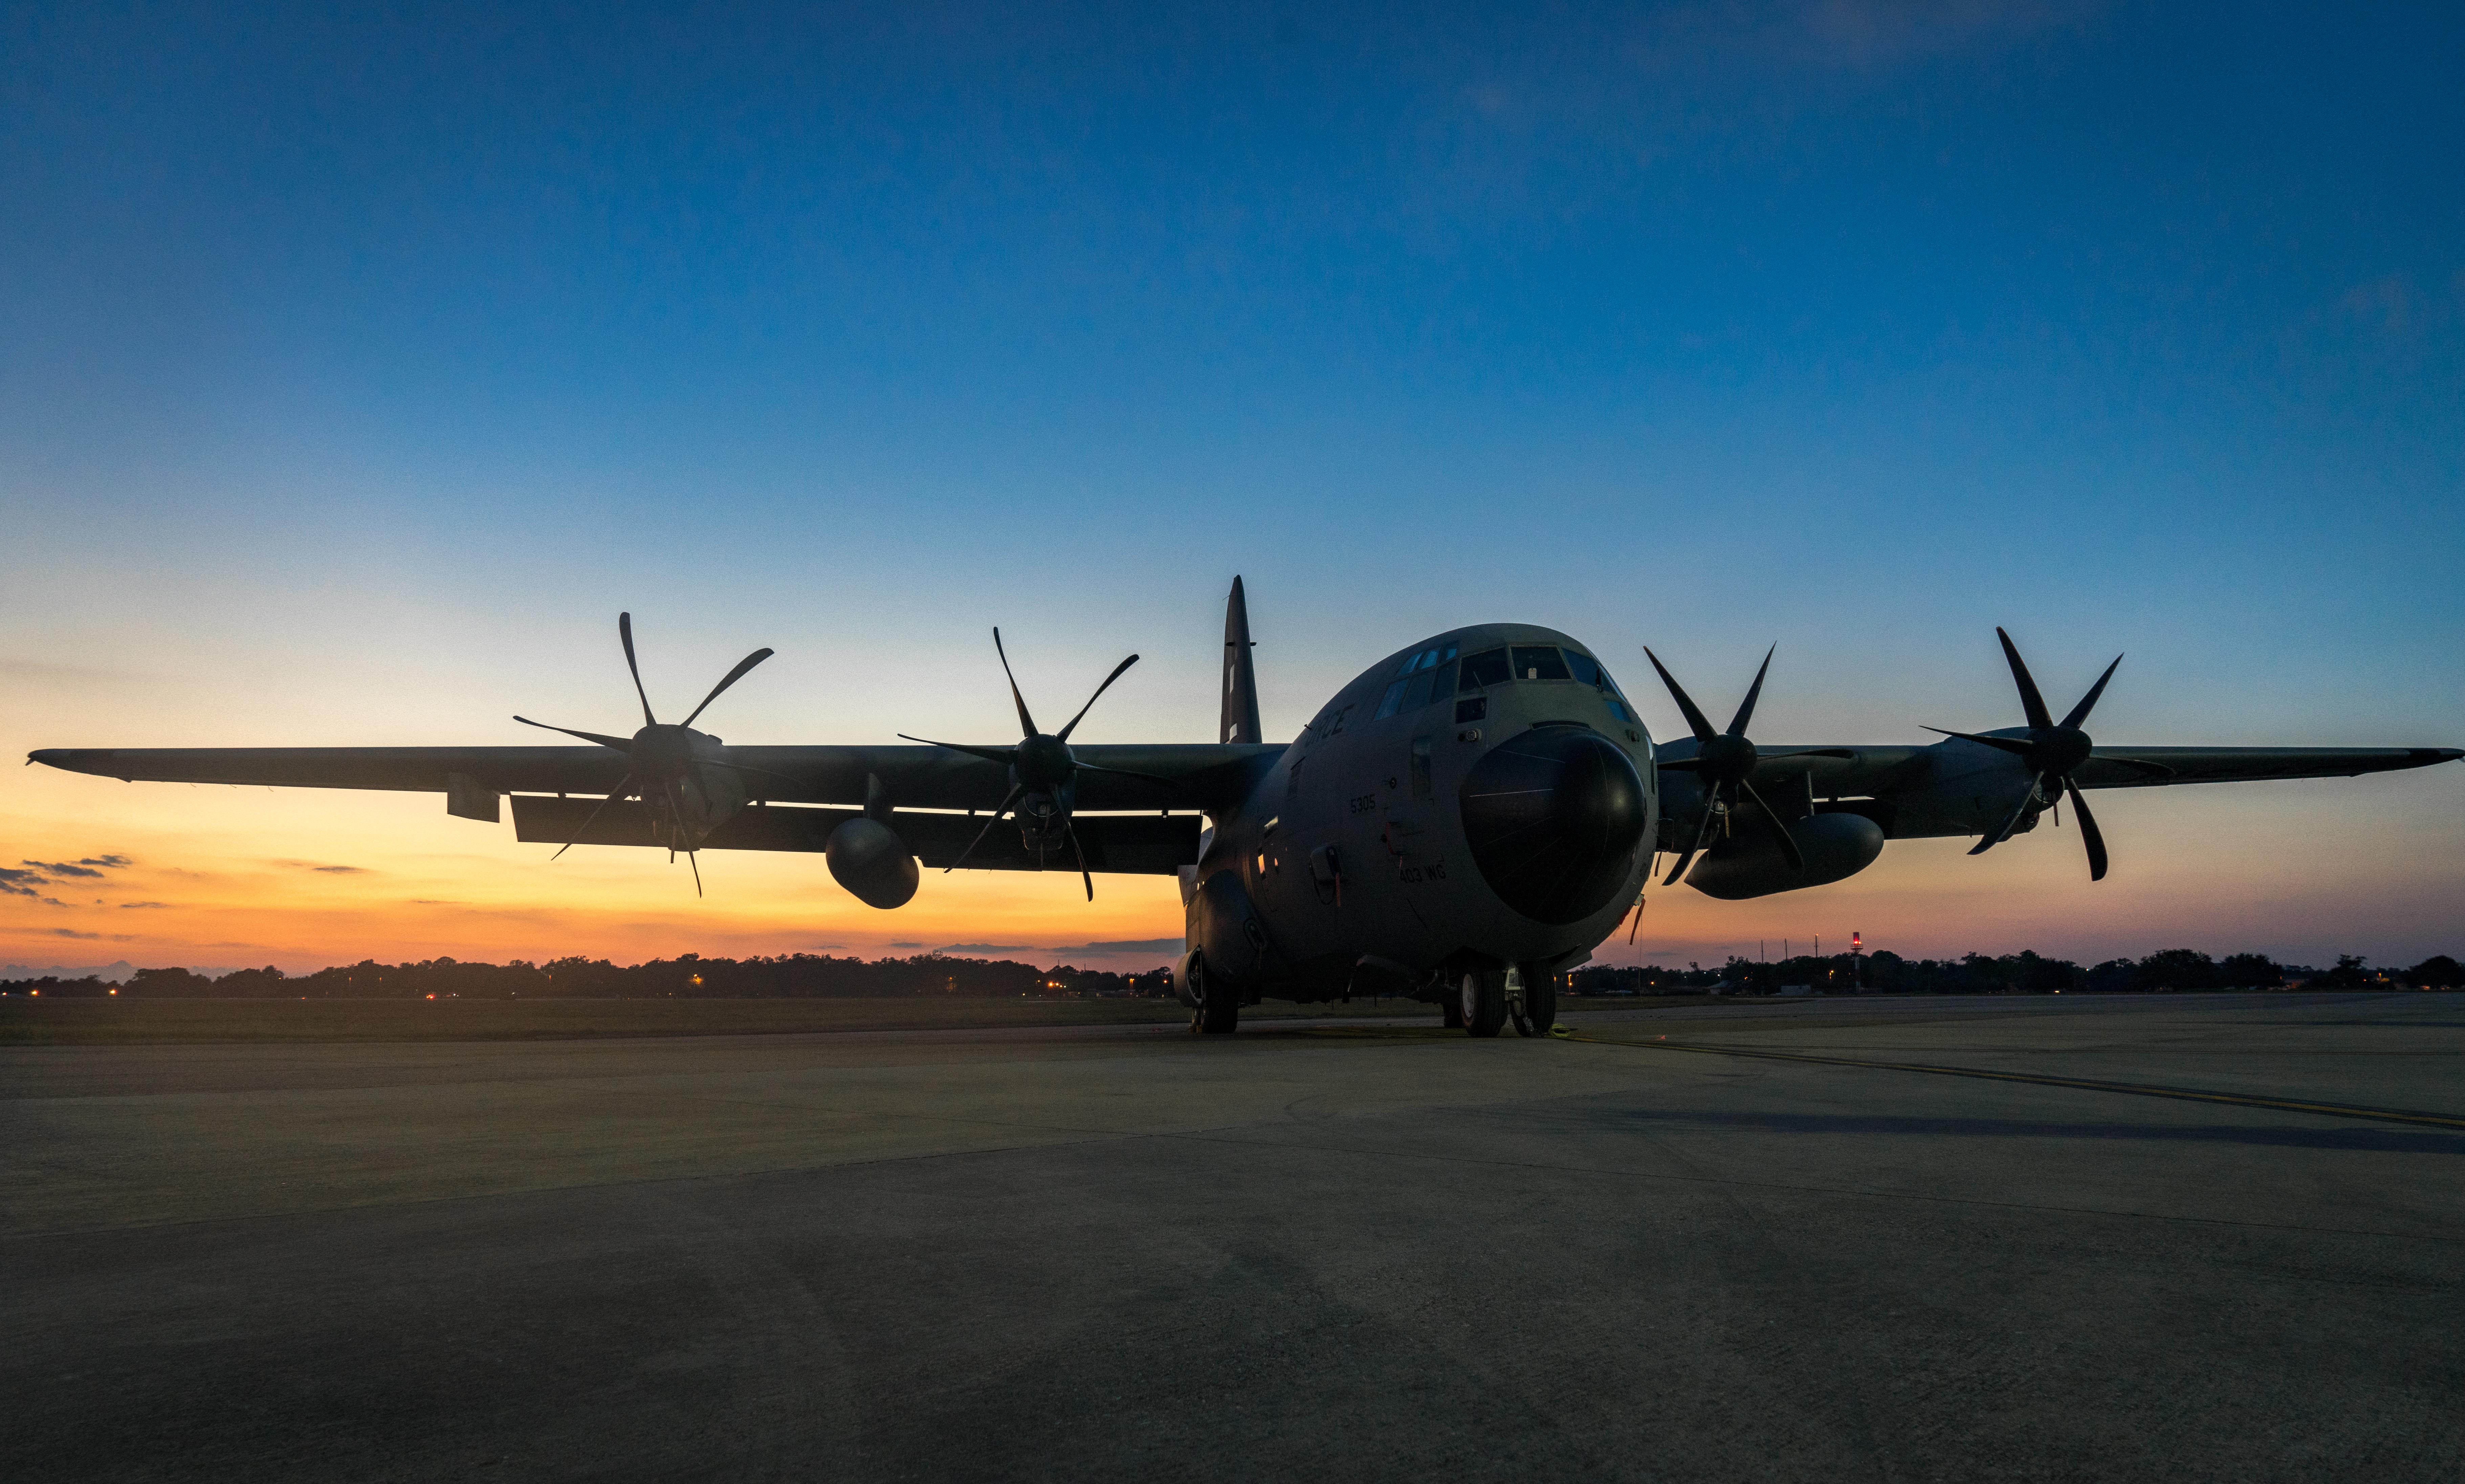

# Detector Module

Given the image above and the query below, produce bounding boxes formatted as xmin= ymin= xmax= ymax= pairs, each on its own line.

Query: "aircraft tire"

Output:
xmin=1190 ymin=954 xmax=1240 ymax=1035
xmin=1460 ymin=969 xmax=1506 ymax=1038
xmin=1523 ymin=969 xmax=1557 ymax=1035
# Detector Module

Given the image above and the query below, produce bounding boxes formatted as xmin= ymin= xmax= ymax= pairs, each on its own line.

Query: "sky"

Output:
xmin=4 ymin=0 xmax=2461 ymax=977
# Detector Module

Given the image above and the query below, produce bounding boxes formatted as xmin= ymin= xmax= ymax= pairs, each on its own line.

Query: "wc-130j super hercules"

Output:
xmin=29 ymin=579 xmax=2459 ymax=1035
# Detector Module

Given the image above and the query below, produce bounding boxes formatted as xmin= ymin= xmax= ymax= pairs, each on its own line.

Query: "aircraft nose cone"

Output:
xmin=1458 ymin=727 xmax=1649 ymax=925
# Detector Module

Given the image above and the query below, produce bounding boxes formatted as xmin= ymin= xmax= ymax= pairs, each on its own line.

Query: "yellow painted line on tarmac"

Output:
xmin=1563 ymin=1034 xmax=2465 ymax=1131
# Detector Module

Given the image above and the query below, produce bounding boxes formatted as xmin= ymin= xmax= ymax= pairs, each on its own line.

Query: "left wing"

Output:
xmin=1657 ymin=738 xmax=2459 ymax=845
xmin=27 ymin=742 xmax=1282 ymax=816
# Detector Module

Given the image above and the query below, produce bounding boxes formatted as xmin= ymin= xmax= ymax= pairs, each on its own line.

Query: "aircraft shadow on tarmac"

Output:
xmin=1579 ymin=1106 xmax=2465 ymax=1154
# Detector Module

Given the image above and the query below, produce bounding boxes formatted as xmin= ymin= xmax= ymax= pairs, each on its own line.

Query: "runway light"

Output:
xmin=109 ymin=988 xmax=117 ymax=995
xmin=425 ymin=993 xmax=436 ymax=1000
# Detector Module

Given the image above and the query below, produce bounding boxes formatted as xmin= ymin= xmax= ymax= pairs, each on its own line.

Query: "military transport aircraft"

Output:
xmin=28 ymin=578 xmax=2460 ymax=1036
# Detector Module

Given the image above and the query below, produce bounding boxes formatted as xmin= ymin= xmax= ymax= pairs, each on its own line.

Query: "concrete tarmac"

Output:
xmin=5 ymin=993 xmax=2461 ymax=1482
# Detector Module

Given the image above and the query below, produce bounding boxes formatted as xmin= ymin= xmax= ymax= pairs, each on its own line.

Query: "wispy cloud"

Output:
xmin=0 ymin=868 xmax=71 ymax=906
xmin=24 ymin=860 xmax=104 ymax=878
xmin=311 ymin=865 xmax=371 ymax=874
xmin=118 ymin=901 xmax=172 ymax=910
xmin=1052 ymin=938 xmax=1183 ymax=956
xmin=889 ymin=941 xmax=925 ymax=949
xmin=937 ymin=942 xmax=1031 ymax=954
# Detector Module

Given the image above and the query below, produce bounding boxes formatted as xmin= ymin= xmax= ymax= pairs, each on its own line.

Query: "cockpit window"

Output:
xmin=1374 ymin=642 xmax=1465 ymax=718
xmin=1510 ymin=646 xmax=1572 ymax=682
xmin=1562 ymin=649 xmax=1637 ymax=722
xmin=1391 ymin=641 xmax=1459 ymax=681
xmin=1458 ymin=648 xmax=1509 ymax=690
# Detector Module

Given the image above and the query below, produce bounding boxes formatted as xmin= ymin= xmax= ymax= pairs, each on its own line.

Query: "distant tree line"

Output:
xmin=1570 ymin=949 xmax=2464 ymax=996
xmin=0 ymin=953 xmax=1177 ymax=1000
xmin=5 ymin=948 xmax=2461 ymax=1001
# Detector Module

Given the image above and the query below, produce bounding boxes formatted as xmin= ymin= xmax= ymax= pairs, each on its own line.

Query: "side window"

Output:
xmin=1423 ymin=659 xmax=1457 ymax=707
xmin=1511 ymin=645 xmax=1572 ymax=681
xmin=1458 ymin=648 xmax=1509 ymax=689
xmin=1373 ymin=679 xmax=1409 ymax=720
xmin=1400 ymin=668 xmax=1436 ymax=712
xmin=1564 ymin=651 xmax=1602 ymax=686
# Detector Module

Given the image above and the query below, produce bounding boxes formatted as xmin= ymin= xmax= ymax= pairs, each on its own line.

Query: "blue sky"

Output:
xmin=4 ymin=1 xmax=2461 ymax=970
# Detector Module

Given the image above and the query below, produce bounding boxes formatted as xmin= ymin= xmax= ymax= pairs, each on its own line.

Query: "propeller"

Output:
xmin=900 ymin=628 xmax=1170 ymax=901
xmin=1644 ymin=645 xmax=1845 ymax=888
xmin=512 ymin=612 xmax=777 ymax=894
xmin=1925 ymin=627 xmax=2122 ymax=881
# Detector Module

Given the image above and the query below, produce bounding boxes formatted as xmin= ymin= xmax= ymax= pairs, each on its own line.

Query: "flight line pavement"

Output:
xmin=4 ymin=993 xmax=2460 ymax=1482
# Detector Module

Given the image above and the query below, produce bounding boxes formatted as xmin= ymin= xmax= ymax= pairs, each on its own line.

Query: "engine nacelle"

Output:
xmin=1686 ymin=812 xmax=1886 ymax=901
xmin=826 ymin=816 xmax=920 ymax=909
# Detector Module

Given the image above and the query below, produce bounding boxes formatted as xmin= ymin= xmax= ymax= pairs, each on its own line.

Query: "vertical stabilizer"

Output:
xmin=1220 ymin=576 xmax=1262 ymax=744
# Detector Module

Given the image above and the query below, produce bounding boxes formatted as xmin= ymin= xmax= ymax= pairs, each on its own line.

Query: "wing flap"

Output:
xmin=509 ymin=797 xmax=1201 ymax=874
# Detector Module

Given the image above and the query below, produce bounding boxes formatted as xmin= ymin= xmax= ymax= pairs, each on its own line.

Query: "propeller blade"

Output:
xmin=1726 ymin=645 xmax=1775 ymax=738
xmin=1056 ymin=654 xmax=1140 ymax=742
xmin=945 ymin=785 xmax=1025 ymax=873
xmin=897 ymin=735 xmax=1021 ymax=767
xmin=1075 ymin=761 xmax=1178 ymax=788
xmin=660 ymin=776 xmax=689 ymax=859
xmin=551 ymin=776 xmax=634 ymax=860
xmin=513 ymin=716 xmax=635 ymax=750
xmin=619 ymin=612 xmax=657 ymax=726
xmin=992 ymin=628 xmax=1038 ymax=738
xmin=687 ymin=850 xmax=703 ymax=898
xmin=2059 ymin=655 xmax=2124 ymax=731
xmin=1070 ymin=826 xmax=1093 ymax=902
xmin=2064 ymin=777 xmax=2109 ymax=881
xmin=1736 ymin=778 xmax=1806 ymax=874
xmin=1968 ymin=777 xmax=2043 ymax=856
xmin=1663 ymin=808 xmax=1715 ymax=886
xmin=1642 ymin=647 xmax=1719 ymax=743
xmin=681 ymin=648 xmax=775 ymax=729
xmin=1996 ymin=628 xmax=2053 ymax=731
xmin=1923 ymin=727 xmax=2038 ymax=758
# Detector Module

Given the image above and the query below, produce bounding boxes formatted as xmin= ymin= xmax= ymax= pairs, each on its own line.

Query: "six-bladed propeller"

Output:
xmin=514 ymin=611 xmax=779 ymax=894
xmin=899 ymin=628 xmax=1169 ymax=901
xmin=1643 ymin=645 xmax=1822 ymax=886
xmin=1928 ymin=627 xmax=2125 ymax=881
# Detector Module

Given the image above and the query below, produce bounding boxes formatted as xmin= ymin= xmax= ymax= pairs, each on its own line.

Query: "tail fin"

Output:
xmin=1220 ymin=576 xmax=1262 ymax=744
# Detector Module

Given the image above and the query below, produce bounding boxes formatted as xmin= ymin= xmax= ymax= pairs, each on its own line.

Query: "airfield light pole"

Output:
xmin=1852 ymin=932 xmax=1864 ymax=993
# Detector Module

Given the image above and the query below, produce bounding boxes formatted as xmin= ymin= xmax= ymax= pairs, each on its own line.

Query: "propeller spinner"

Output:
xmin=513 ymin=612 xmax=779 ymax=895
xmin=900 ymin=628 xmax=1168 ymax=901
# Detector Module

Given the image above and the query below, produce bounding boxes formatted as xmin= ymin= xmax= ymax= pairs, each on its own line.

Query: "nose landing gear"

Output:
xmin=1457 ymin=964 xmax=1559 ymax=1038
xmin=1458 ymin=968 xmax=1507 ymax=1037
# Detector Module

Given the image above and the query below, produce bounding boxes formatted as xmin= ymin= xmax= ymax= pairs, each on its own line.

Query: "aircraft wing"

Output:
xmin=1686 ymin=741 xmax=2461 ymax=796
xmin=25 ymin=743 xmax=1285 ymax=816
xmin=2068 ymin=746 xmax=2463 ymax=790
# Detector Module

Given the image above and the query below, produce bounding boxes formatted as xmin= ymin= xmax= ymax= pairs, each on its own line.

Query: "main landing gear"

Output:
xmin=1185 ymin=953 xmax=1239 ymax=1035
